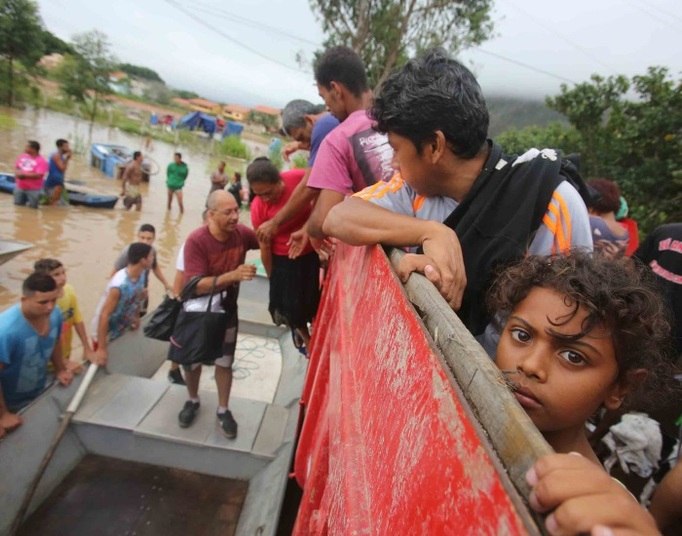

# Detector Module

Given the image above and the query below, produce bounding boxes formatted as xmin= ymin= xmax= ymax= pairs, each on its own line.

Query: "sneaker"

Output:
xmin=168 ymin=368 xmax=186 ymax=385
xmin=178 ymin=401 xmax=200 ymax=428
xmin=217 ymin=410 xmax=238 ymax=439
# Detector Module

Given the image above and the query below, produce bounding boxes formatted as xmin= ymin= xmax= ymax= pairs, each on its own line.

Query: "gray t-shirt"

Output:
xmin=354 ymin=150 xmax=594 ymax=358
xmin=355 ymin=173 xmax=593 ymax=254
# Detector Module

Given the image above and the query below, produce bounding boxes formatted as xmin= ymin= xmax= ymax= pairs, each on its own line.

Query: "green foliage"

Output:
xmin=218 ymin=135 xmax=250 ymax=160
xmin=291 ymin=153 xmax=308 ymax=169
xmin=0 ymin=110 xmax=16 ymax=129
xmin=118 ymin=62 xmax=164 ymax=83
xmin=495 ymin=122 xmax=582 ymax=156
xmin=247 ymin=110 xmax=279 ymax=132
xmin=309 ymin=0 xmax=494 ymax=89
xmin=268 ymin=147 xmax=284 ymax=170
xmin=142 ymin=81 xmax=172 ymax=105
xmin=56 ymin=54 xmax=88 ymax=101
xmin=545 ymin=67 xmax=682 ymax=232
xmin=173 ymin=89 xmax=199 ymax=99
xmin=40 ymin=28 xmax=74 ymax=56
xmin=0 ymin=57 xmax=40 ymax=105
xmin=57 ymin=30 xmax=116 ymax=125
xmin=0 ymin=0 xmax=43 ymax=105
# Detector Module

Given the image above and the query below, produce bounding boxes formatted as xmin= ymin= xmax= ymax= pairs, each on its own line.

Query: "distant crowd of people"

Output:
xmin=3 ymin=45 xmax=681 ymax=535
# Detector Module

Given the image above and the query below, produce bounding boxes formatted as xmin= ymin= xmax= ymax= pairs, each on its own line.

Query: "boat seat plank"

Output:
xmin=72 ymin=373 xmax=132 ymax=421
xmin=134 ymin=385 xmax=268 ymax=455
xmin=74 ymin=375 xmax=169 ymax=430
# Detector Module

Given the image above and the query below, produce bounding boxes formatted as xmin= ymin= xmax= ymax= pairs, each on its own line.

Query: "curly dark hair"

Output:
xmin=587 ymin=178 xmax=621 ymax=214
xmin=487 ymin=251 xmax=675 ymax=404
xmin=370 ymin=48 xmax=488 ymax=158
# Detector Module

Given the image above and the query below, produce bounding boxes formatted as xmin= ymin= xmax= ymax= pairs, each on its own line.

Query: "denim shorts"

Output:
xmin=13 ymin=188 xmax=41 ymax=209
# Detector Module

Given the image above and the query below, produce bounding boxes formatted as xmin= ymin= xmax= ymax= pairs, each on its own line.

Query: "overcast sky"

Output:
xmin=37 ymin=0 xmax=682 ymax=108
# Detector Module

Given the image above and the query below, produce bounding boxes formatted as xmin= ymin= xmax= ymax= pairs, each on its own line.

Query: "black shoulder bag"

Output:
xmin=167 ymin=277 xmax=231 ymax=365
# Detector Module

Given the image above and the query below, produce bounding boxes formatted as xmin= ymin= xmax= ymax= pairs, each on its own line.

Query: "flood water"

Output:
xmin=0 ymin=107 xmax=264 ymax=347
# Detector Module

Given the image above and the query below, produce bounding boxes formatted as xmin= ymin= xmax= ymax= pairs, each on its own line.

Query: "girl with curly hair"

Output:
xmin=488 ymin=251 xmax=673 ymax=462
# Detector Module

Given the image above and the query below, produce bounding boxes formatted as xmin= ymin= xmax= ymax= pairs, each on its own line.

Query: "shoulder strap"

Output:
xmin=179 ymin=276 xmax=203 ymax=301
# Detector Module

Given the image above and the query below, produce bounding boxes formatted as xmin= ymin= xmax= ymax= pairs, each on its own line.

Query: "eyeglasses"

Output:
xmin=212 ymin=208 xmax=239 ymax=216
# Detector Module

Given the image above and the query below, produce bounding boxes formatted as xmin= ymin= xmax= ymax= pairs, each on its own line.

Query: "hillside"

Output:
xmin=486 ymin=95 xmax=567 ymax=137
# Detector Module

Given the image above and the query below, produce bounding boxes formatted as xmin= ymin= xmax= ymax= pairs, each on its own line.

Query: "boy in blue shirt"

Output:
xmin=0 ymin=272 xmax=73 ymax=436
xmin=44 ymin=138 xmax=72 ymax=205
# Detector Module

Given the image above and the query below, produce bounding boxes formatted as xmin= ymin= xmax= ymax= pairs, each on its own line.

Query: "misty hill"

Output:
xmin=486 ymin=95 xmax=567 ymax=137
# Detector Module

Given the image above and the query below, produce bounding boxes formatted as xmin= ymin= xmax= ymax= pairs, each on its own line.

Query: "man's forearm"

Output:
xmin=50 ymin=344 xmax=66 ymax=373
xmin=323 ymin=197 xmax=441 ymax=247
xmin=272 ymin=170 xmax=318 ymax=226
xmin=260 ymin=246 xmax=273 ymax=278
xmin=97 ymin=314 xmax=110 ymax=351
xmin=153 ymin=266 xmax=170 ymax=288
xmin=307 ymin=189 xmax=345 ymax=239
xmin=194 ymin=272 xmax=236 ymax=295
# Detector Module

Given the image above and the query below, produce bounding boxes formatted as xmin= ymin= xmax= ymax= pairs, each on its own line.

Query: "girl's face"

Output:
xmin=496 ymin=287 xmax=626 ymax=439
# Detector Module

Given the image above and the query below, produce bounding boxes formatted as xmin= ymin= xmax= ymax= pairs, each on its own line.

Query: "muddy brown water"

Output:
xmin=0 ymin=107 xmax=264 ymax=350
xmin=17 ymin=455 xmax=248 ymax=536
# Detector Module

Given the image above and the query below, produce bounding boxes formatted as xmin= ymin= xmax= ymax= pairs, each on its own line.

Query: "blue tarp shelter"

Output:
xmin=223 ymin=121 xmax=245 ymax=138
xmin=177 ymin=111 xmax=217 ymax=135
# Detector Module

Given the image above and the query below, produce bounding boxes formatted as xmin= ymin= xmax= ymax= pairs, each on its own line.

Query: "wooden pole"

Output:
xmin=9 ymin=364 xmax=99 ymax=535
xmin=388 ymin=248 xmax=553 ymax=533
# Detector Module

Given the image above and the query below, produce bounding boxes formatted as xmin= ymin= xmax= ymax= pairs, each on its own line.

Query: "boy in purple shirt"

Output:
xmin=14 ymin=140 xmax=49 ymax=209
xmin=305 ymin=46 xmax=394 ymax=239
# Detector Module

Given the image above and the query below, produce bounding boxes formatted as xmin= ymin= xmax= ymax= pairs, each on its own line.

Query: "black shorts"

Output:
xmin=181 ymin=310 xmax=238 ymax=370
xmin=269 ymin=252 xmax=320 ymax=329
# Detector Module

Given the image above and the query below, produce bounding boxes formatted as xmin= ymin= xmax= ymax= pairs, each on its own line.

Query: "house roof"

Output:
xmin=172 ymin=97 xmax=193 ymax=108
xmin=224 ymin=103 xmax=251 ymax=115
xmin=253 ymin=105 xmax=281 ymax=116
xmin=189 ymin=98 xmax=220 ymax=109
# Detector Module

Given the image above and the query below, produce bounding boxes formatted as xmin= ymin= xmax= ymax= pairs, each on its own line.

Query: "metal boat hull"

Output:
xmin=0 ymin=239 xmax=32 ymax=266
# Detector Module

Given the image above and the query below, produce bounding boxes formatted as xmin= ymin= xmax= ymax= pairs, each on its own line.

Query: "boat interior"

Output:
xmin=0 ymin=276 xmax=306 ymax=536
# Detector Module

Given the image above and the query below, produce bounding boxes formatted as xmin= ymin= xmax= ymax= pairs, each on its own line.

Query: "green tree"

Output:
xmin=546 ymin=67 xmax=682 ymax=231
xmin=40 ymin=28 xmax=75 ymax=56
xmin=143 ymin=81 xmax=172 ymax=105
xmin=310 ymin=0 xmax=494 ymax=89
xmin=0 ymin=0 xmax=43 ymax=106
xmin=173 ymin=88 xmax=199 ymax=99
xmin=495 ymin=122 xmax=582 ymax=157
xmin=248 ymin=110 xmax=279 ymax=132
xmin=57 ymin=30 xmax=116 ymax=128
xmin=118 ymin=62 xmax=164 ymax=83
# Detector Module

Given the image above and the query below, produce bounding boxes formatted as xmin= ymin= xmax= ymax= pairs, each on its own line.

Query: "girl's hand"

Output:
xmin=527 ymin=453 xmax=660 ymax=535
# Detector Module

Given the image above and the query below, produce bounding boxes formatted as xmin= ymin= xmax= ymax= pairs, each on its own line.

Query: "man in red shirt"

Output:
xmin=249 ymin=157 xmax=320 ymax=350
xmin=177 ymin=190 xmax=259 ymax=439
